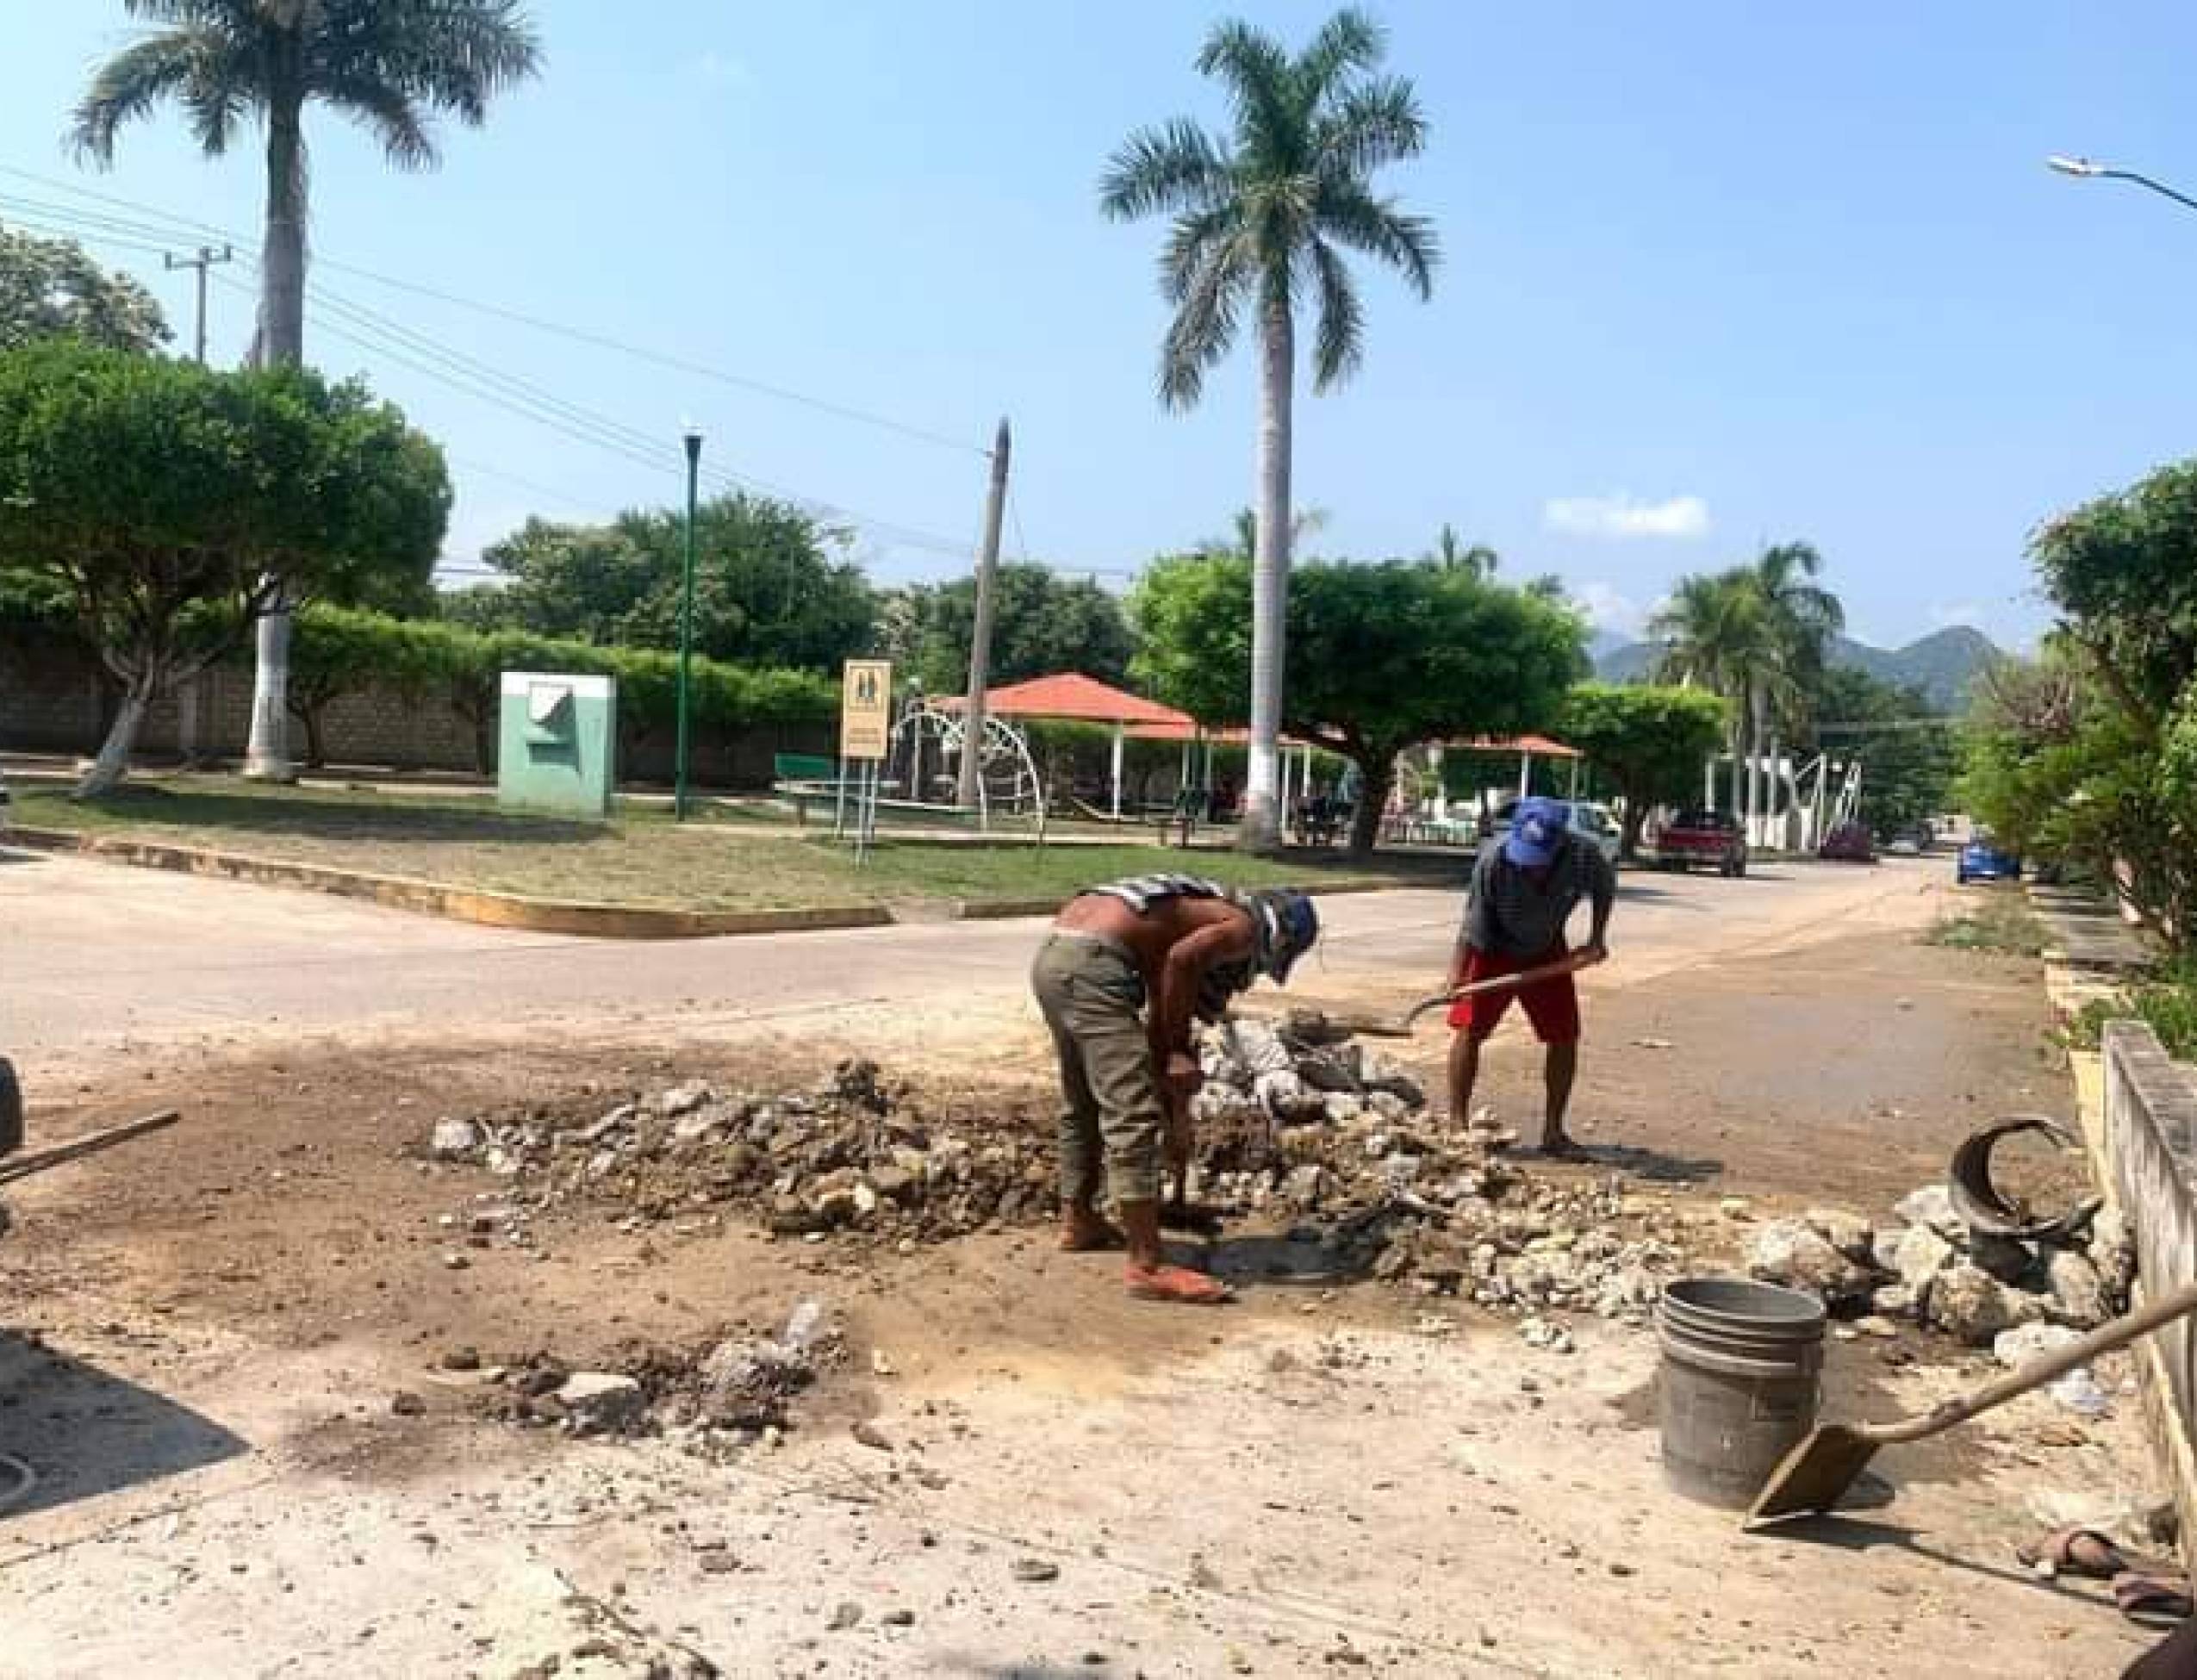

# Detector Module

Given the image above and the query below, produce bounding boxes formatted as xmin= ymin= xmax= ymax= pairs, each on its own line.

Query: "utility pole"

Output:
xmin=956 ymin=417 xmax=1011 ymax=812
xmin=163 ymin=245 xmax=235 ymax=364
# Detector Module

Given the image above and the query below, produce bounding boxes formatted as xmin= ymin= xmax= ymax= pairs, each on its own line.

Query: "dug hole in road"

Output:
xmin=0 ymin=860 xmax=2160 ymax=1677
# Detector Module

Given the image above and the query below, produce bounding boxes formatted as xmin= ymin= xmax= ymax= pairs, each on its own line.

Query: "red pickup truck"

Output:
xmin=1646 ymin=808 xmax=1749 ymax=877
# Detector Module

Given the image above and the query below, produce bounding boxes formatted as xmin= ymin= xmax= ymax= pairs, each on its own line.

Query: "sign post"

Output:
xmin=839 ymin=659 xmax=893 ymax=863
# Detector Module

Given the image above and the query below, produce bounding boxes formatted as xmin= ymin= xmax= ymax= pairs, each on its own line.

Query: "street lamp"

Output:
xmin=2047 ymin=154 xmax=2197 ymax=215
xmin=675 ymin=425 xmax=703 ymax=820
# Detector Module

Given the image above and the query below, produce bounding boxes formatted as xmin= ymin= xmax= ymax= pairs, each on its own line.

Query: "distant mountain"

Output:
xmin=1592 ymin=625 xmax=2002 ymax=712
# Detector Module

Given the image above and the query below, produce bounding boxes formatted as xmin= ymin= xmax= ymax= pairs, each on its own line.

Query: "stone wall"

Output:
xmin=2101 ymin=1020 xmax=2197 ymax=1553
xmin=0 ymin=644 xmax=831 ymax=789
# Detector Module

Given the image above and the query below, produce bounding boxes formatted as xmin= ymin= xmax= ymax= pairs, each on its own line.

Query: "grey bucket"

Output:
xmin=1659 ymin=1277 xmax=1827 ymax=1509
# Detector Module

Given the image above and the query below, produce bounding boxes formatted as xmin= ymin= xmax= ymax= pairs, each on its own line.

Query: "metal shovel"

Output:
xmin=1747 ymin=1272 xmax=2197 ymax=1528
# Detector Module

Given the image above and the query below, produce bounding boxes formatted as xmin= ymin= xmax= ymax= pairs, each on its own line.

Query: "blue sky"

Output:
xmin=4 ymin=2 xmax=2195 ymax=650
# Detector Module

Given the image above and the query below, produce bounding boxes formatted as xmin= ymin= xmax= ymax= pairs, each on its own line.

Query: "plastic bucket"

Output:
xmin=1658 ymin=1277 xmax=1827 ymax=1509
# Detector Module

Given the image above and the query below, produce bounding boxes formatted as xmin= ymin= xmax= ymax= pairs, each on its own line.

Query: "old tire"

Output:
xmin=0 ymin=1057 xmax=21 ymax=1159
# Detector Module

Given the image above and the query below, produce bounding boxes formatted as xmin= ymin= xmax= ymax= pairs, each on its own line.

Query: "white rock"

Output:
xmin=1748 ymin=1219 xmax=1873 ymax=1304
xmin=429 ymin=1118 xmax=482 ymax=1160
xmin=657 ymin=1081 xmax=712 ymax=1118
xmin=1894 ymin=1224 xmax=1957 ymax=1293
xmin=2088 ymin=1206 xmax=2137 ymax=1300
xmin=1929 ymin=1264 xmax=2044 ymax=1346
xmin=1804 ymin=1207 xmax=1876 ymax=1266
xmin=2045 ymin=1248 xmax=2111 ymax=1327
xmin=1870 ymin=1225 xmax=1907 ymax=1273
xmin=556 ymin=1372 xmax=645 ymax=1434
xmin=1993 ymin=1322 xmax=2082 ymax=1369
xmin=1322 ymin=1092 xmax=1365 ymax=1125
xmin=1895 ymin=1183 xmax=1968 ymax=1240
xmin=1871 ymin=1283 xmax=1922 ymax=1319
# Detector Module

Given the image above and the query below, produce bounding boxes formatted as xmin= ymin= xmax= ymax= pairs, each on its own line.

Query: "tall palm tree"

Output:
xmin=1101 ymin=9 xmax=1437 ymax=851
xmin=1429 ymin=523 xmax=1497 ymax=577
xmin=1652 ymin=545 xmax=1845 ymax=828
xmin=72 ymin=0 xmax=542 ymax=779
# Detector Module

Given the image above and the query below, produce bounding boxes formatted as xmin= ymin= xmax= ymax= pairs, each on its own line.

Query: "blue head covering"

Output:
xmin=1504 ymin=797 xmax=1572 ymax=867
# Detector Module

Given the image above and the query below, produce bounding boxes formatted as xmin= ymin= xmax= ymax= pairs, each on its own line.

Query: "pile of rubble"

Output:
xmin=418 ymin=1028 xmax=1708 ymax=1331
xmin=465 ymin=1300 xmax=843 ymax=1452
xmin=1747 ymin=1185 xmax=2134 ymax=1346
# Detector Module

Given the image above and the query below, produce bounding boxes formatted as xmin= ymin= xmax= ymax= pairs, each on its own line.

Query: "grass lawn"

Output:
xmin=13 ymin=777 xmax=1447 ymax=912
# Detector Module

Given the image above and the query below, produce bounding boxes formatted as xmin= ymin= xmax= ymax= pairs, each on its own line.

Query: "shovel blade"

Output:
xmin=1744 ymin=1425 xmax=1880 ymax=1528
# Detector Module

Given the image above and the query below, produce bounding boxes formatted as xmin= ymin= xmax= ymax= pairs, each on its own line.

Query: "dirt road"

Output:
xmin=0 ymin=860 xmax=2166 ymax=1677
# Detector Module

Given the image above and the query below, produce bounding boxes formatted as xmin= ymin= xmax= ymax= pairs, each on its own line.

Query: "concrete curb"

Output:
xmin=7 ymin=826 xmax=893 ymax=941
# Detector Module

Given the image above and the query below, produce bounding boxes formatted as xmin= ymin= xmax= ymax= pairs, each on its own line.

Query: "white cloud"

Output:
xmin=1543 ymin=493 xmax=1711 ymax=541
xmin=1572 ymin=581 xmax=1647 ymax=637
xmin=692 ymin=50 xmax=752 ymax=88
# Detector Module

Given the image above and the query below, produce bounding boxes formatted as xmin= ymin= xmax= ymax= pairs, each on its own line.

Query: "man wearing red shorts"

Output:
xmin=1447 ymin=797 xmax=1615 ymax=1157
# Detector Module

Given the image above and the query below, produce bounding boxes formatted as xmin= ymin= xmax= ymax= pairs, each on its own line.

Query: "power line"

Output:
xmin=0 ymin=165 xmax=987 ymax=457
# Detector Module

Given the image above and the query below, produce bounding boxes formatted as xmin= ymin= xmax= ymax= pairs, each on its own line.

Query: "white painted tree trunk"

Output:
xmin=244 ymin=91 xmax=308 ymax=783
xmin=76 ymin=680 xmax=152 ymax=800
xmin=1240 ymin=298 xmax=1294 ymax=855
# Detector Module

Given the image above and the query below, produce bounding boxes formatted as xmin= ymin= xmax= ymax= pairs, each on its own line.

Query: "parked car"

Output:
xmin=1487 ymin=795 xmax=1621 ymax=867
xmin=1645 ymin=807 xmax=1749 ymax=876
xmin=1957 ymin=834 xmax=2023 ymax=885
xmin=1818 ymin=820 xmax=1877 ymax=863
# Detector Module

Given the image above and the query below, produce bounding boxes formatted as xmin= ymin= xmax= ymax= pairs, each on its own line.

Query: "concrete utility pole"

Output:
xmin=163 ymin=245 xmax=235 ymax=364
xmin=956 ymin=417 xmax=1011 ymax=811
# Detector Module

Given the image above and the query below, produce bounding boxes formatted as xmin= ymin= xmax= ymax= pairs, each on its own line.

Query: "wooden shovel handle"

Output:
xmin=1401 ymin=951 xmax=1598 ymax=1027
xmin=1871 ymin=1273 xmax=2197 ymax=1446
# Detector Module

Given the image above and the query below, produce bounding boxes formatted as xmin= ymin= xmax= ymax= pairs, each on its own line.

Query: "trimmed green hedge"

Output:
xmin=290 ymin=606 xmax=837 ymax=771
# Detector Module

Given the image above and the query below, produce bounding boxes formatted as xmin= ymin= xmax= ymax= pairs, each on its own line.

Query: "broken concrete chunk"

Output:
xmin=1895 ymin=1183 xmax=1967 ymax=1241
xmin=1993 ymin=1322 xmax=2082 ymax=1368
xmin=1893 ymin=1224 xmax=1957 ymax=1293
xmin=1927 ymin=1263 xmax=2044 ymax=1347
xmin=1802 ymin=1207 xmax=1876 ymax=1266
xmin=2045 ymin=1248 xmax=2111 ymax=1328
xmin=1748 ymin=1219 xmax=1874 ymax=1304
xmin=656 ymin=1081 xmax=712 ymax=1119
xmin=555 ymin=1372 xmax=646 ymax=1435
xmin=429 ymin=1118 xmax=482 ymax=1160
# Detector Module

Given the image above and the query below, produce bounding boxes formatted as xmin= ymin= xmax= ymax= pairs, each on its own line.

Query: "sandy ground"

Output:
xmin=0 ymin=862 xmax=2170 ymax=1677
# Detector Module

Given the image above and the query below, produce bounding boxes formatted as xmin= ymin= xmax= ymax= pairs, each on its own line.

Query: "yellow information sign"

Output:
xmin=839 ymin=659 xmax=893 ymax=761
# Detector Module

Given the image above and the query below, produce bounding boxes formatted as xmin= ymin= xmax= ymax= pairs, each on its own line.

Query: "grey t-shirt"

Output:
xmin=1462 ymin=836 xmax=1615 ymax=958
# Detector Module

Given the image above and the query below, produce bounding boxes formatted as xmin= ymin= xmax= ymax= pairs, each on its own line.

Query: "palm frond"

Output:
xmin=1099 ymin=119 xmax=1233 ymax=221
xmin=314 ymin=0 xmax=544 ymax=123
xmin=71 ymin=34 xmax=219 ymax=163
xmin=1294 ymin=8 xmax=1385 ymax=103
xmin=1313 ymin=180 xmax=1438 ymax=298
xmin=1314 ymin=75 xmax=1428 ymax=176
xmin=1196 ymin=18 xmax=1296 ymax=167
xmin=1306 ymin=237 xmax=1363 ymax=392
xmin=1160 ymin=233 xmax=1250 ymax=410
xmin=1160 ymin=202 xmax=1243 ymax=304
xmin=318 ymin=73 xmax=439 ymax=168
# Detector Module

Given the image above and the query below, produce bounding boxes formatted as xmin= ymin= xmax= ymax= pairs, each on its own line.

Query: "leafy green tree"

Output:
xmin=1428 ymin=523 xmax=1497 ymax=577
xmin=1554 ymin=684 xmax=1729 ymax=859
xmin=0 ymin=223 xmax=169 ymax=352
xmin=891 ymin=563 xmax=1136 ymax=695
xmin=73 ymin=0 xmax=542 ymax=776
xmin=468 ymin=495 xmax=876 ymax=672
xmin=1102 ymin=8 xmax=1438 ymax=851
xmin=0 ymin=342 xmax=448 ymax=794
xmin=1133 ymin=554 xmax=1584 ymax=855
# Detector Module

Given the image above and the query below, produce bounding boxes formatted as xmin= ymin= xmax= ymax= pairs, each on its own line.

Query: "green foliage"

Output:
xmin=1925 ymin=894 xmax=2045 ymax=957
xmin=0 ymin=341 xmax=448 ymax=690
xmin=1554 ymin=683 xmax=1728 ymax=856
xmin=1813 ymin=668 xmax=1961 ymax=839
xmin=286 ymin=606 xmax=836 ymax=773
xmin=888 ymin=564 xmax=1136 ymax=694
xmin=1098 ymin=8 xmax=1438 ymax=407
xmin=459 ymin=495 xmax=876 ymax=673
xmin=1132 ymin=554 xmax=1584 ymax=851
xmin=2032 ymin=461 xmax=2197 ymax=725
xmin=2063 ymin=963 xmax=2197 ymax=1061
xmin=0 ymin=223 xmax=169 ymax=352
xmin=1652 ymin=543 xmax=1844 ymax=745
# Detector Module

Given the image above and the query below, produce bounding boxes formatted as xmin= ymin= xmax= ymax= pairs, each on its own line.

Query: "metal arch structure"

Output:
xmin=887 ymin=702 xmax=1048 ymax=838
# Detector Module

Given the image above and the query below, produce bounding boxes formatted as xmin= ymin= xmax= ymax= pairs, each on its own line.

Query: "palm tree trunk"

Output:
xmin=1746 ymin=678 xmax=1767 ymax=845
xmin=1240 ymin=295 xmax=1293 ymax=855
xmin=245 ymin=84 xmax=307 ymax=782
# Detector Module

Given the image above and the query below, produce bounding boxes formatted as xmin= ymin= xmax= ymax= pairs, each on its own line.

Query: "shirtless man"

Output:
xmin=1031 ymin=875 xmax=1319 ymax=1304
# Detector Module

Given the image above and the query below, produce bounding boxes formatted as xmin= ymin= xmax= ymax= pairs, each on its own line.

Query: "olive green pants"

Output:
xmin=1030 ymin=931 xmax=1164 ymax=1205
